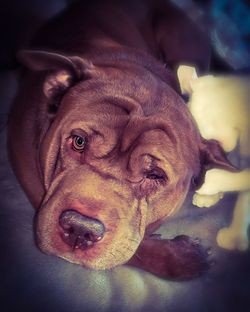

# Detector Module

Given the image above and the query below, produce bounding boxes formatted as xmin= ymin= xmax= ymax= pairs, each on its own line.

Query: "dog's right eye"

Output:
xmin=72 ymin=135 xmax=86 ymax=152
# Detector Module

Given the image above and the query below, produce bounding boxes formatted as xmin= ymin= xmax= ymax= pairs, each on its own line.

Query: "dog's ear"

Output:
xmin=17 ymin=50 xmax=94 ymax=99
xmin=193 ymin=139 xmax=238 ymax=188
xmin=177 ymin=64 xmax=198 ymax=95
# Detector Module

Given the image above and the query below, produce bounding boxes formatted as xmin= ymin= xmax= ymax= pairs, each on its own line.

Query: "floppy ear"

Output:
xmin=193 ymin=139 xmax=238 ymax=188
xmin=177 ymin=64 xmax=198 ymax=95
xmin=17 ymin=50 xmax=94 ymax=100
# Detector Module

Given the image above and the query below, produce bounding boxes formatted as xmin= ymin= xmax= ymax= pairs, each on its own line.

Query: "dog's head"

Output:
xmin=17 ymin=50 xmax=234 ymax=269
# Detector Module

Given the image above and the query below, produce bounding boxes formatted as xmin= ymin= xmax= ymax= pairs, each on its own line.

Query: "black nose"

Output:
xmin=59 ymin=210 xmax=105 ymax=250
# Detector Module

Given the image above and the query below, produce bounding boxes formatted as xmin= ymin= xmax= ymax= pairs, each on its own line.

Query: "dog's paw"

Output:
xmin=128 ymin=235 xmax=212 ymax=280
xmin=216 ymin=227 xmax=249 ymax=251
xmin=166 ymin=235 xmax=212 ymax=280
xmin=192 ymin=193 xmax=223 ymax=208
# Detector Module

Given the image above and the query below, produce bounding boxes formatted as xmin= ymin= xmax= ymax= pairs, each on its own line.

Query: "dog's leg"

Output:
xmin=127 ymin=235 xmax=210 ymax=280
xmin=216 ymin=191 xmax=250 ymax=251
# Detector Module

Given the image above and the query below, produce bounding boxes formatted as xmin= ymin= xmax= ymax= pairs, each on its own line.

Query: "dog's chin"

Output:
xmin=59 ymin=248 xmax=135 ymax=270
xmin=37 ymin=235 xmax=139 ymax=270
xmin=36 ymin=192 xmax=143 ymax=270
xmin=36 ymin=209 xmax=142 ymax=270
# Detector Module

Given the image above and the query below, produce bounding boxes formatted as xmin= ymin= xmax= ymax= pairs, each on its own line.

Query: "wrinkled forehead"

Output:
xmin=47 ymin=68 xmax=199 ymax=172
xmin=59 ymin=67 xmax=183 ymax=123
xmin=54 ymin=69 xmax=197 ymax=154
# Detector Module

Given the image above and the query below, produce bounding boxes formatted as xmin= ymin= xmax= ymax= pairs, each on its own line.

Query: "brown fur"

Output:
xmin=8 ymin=0 xmax=232 ymax=279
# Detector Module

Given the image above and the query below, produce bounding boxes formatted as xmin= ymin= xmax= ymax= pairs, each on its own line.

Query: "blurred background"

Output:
xmin=0 ymin=0 xmax=249 ymax=70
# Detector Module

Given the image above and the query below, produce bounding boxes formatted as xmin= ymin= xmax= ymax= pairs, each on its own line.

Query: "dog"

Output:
xmin=8 ymin=0 xmax=234 ymax=280
xmin=177 ymin=65 xmax=250 ymax=251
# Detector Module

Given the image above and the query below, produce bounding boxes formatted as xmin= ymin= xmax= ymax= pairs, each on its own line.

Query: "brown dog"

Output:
xmin=8 ymin=0 xmax=233 ymax=280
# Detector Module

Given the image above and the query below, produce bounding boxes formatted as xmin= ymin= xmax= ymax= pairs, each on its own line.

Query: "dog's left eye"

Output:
xmin=140 ymin=168 xmax=167 ymax=195
xmin=72 ymin=135 xmax=86 ymax=152
xmin=144 ymin=169 xmax=167 ymax=183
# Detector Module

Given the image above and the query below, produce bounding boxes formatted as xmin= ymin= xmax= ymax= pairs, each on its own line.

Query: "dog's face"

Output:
xmin=15 ymin=51 xmax=230 ymax=269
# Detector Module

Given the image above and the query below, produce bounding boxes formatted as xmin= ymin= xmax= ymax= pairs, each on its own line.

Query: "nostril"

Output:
xmin=59 ymin=209 xmax=105 ymax=250
xmin=83 ymin=232 xmax=96 ymax=242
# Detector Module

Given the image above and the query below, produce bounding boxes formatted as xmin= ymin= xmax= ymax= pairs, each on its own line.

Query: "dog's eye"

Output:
xmin=139 ymin=168 xmax=167 ymax=196
xmin=72 ymin=135 xmax=86 ymax=152
xmin=144 ymin=169 xmax=167 ymax=183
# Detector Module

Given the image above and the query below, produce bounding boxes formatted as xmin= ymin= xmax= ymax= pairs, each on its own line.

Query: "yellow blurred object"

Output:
xmin=177 ymin=65 xmax=250 ymax=251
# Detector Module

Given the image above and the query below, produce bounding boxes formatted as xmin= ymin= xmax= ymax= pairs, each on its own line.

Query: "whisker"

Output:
xmin=125 ymin=246 xmax=136 ymax=253
xmin=115 ymin=249 xmax=125 ymax=257
xmin=128 ymin=238 xmax=140 ymax=244
xmin=110 ymin=252 xmax=117 ymax=260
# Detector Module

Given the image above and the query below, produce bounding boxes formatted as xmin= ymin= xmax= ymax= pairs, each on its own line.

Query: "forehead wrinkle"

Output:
xmin=100 ymin=95 xmax=144 ymax=116
xmin=68 ymin=64 xmax=162 ymax=104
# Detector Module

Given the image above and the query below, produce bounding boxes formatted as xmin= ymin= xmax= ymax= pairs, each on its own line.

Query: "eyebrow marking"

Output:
xmin=102 ymin=95 xmax=144 ymax=116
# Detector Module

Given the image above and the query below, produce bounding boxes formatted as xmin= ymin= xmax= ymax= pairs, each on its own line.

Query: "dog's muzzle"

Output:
xmin=59 ymin=210 xmax=105 ymax=250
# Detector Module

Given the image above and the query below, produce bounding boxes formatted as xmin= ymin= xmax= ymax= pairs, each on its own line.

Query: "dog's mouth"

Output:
xmin=36 ymin=197 xmax=143 ymax=270
xmin=36 ymin=166 xmax=148 ymax=269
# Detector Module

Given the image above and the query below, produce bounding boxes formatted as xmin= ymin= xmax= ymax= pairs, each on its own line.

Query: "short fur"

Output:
xmin=8 ymin=0 xmax=233 ymax=279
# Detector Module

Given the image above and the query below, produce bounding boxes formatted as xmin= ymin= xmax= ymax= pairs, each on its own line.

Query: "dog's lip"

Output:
xmin=38 ymin=192 xmax=142 ymax=265
xmin=37 ymin=198 xmax=142 ymax=268
xmin=55 ymin=224 xmax=141 ymax=268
